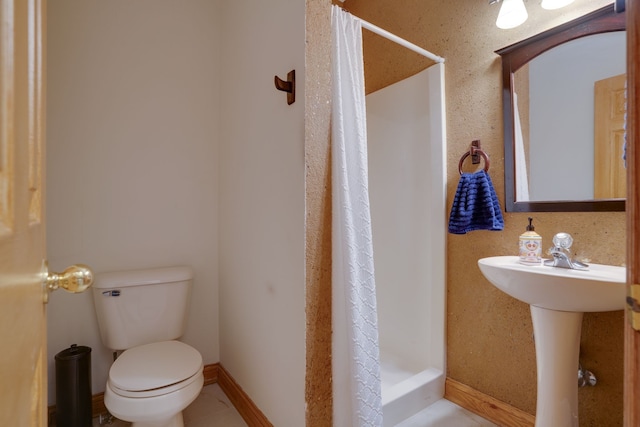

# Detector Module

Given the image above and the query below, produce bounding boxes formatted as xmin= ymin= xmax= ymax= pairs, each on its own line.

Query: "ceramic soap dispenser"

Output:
xmin=519 ymin=217 xmax=542 ymax=265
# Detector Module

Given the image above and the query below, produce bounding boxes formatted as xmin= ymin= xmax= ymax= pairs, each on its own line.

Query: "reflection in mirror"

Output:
xmin=497 ymin=4 xmax=626 ymax=212
xmin=515 ymin=32 xmax=626 ymax=202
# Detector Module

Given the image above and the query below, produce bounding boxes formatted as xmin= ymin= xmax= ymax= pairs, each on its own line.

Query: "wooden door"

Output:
xmin=0 ymin=0 xmax=48 ymax=425
xmin=594 ymin=73 xmax=627 ymax=199
xmin=626 ymin=0 xmax=640 ymax=426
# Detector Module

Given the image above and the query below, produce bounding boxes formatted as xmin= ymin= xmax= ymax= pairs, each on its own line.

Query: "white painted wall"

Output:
xmin=47 ymin=0 xmax=306 ymax=422
xmin=366 ymin=66 xmax=447 ymax=382
xmin=46 ymin=0 xmax=221 ymax=403
xmin=218 ymin=0 xmax=305 ymax=425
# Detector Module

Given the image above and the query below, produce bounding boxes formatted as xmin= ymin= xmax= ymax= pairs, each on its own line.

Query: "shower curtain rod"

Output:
xmin=352 ymin=15 xmax=445 ymax=63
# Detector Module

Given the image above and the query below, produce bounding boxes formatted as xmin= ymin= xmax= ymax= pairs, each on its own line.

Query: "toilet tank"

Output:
xmin=92 ymin=266 xmax=194 ymax=351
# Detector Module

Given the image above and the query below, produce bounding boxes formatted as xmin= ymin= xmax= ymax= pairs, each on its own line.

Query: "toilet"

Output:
xmin=92 ymin=266 xmax=204 ymax=427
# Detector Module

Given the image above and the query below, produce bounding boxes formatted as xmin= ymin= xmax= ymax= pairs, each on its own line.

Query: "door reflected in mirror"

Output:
xmin=513 ymin=32 xmax=626 ymax=202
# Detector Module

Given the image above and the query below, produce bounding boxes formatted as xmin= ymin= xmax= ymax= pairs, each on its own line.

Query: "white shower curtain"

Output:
xmin=331 ymin=6 xmax=383 ymax=427
xmin=514 ymin=92 xmax=530 ymax=201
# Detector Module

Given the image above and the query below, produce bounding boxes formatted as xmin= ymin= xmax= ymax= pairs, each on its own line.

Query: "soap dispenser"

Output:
xmin=519 ymin=217 xmax=542 ymax=265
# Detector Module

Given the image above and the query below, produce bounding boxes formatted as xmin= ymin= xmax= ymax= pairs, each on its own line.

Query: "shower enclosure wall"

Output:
xmin=366 ymin=64 xmax=447 ymax=426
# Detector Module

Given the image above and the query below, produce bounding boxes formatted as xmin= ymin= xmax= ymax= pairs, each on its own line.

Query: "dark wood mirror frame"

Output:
xmin=496 ymin=4 xmax=626 ymax=212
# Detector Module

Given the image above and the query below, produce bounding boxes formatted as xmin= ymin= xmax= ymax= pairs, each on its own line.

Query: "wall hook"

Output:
xmin=471 ymin=140 xmax=482 ymax=165
xmin=274 ymin=70 xmax=295 ymax=105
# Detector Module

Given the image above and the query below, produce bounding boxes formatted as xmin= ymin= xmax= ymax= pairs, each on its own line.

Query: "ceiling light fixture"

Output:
xmin=496 ymin=0 xmax=529 ymax=29
xmin=541 ymin=0 xmax=575 ymax=10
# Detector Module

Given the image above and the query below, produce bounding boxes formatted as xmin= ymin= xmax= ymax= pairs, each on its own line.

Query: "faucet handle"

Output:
xmin=552 ymin=232 xmax=573 ymax=250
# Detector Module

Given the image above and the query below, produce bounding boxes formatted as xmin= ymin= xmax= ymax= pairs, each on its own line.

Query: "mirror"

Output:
xmin=496 ymin=4 xmax=626 ymax=212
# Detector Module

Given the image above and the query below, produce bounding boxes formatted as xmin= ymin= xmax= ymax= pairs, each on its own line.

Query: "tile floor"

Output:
xmin=91 ymin=384 xmax=496 ymax=427
xmin=396 ymin=399 xmax=498 ymax=427
xmin=91 ymin=384 xmax=247 ymax=427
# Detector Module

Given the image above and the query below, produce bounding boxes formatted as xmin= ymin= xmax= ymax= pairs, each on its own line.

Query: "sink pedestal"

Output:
xmin=530 ymin=306 xmax=583 ymax=427
xmin=477 ymin=256 xmax=626 ymax=426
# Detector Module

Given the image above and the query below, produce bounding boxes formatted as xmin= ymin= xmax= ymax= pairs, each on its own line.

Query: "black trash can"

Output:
xmin=55 ymin=344 xmax=92 ymax=427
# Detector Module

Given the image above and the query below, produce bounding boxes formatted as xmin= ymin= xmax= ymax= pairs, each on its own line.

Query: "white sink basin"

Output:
xmin=478 ymin=255 xmax=626 ymax=312
xmin=478 ymin=255 xmax=626 ymax=426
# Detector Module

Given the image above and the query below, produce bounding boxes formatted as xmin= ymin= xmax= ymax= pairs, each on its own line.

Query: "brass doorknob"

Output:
xmin=44 ymin=264 xmax=94 ymax=303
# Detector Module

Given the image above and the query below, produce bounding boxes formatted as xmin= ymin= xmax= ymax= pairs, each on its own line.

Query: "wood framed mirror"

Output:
xmin=496 ymin=4 xmax=626 ymax=212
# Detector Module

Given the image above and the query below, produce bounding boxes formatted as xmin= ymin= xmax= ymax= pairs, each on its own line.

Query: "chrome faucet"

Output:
xmin=543 ymin=232 xmax=589 ymax=270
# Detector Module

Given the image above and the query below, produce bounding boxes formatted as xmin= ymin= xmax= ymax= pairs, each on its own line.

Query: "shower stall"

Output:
xmin=366 ymin=64 xmax=447 ymax=426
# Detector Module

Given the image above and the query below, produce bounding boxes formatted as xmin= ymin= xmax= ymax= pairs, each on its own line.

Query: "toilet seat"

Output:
xmin=109 ymin=340 xmax=202 ymax=398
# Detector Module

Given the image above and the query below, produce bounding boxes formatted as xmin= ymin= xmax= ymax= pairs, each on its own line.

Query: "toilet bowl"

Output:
xmin=92 ymin=266 xmax=203 ymax=427
xmin=104 ymin=340 xmax=204 ymax=427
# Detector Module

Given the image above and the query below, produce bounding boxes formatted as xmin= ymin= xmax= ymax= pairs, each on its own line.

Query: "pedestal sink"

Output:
xmin=478 ymin=256 xmax=626 ymax=427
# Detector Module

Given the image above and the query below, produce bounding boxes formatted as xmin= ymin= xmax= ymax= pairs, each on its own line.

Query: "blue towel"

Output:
xmin=448 ymin=170 xmax=504 ymax=234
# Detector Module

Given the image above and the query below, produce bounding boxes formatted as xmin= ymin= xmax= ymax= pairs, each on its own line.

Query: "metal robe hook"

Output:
xmin=274 ymin=70 xmax=295 ymax=105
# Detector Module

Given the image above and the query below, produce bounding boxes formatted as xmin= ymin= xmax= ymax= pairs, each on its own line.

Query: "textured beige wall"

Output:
xmin=338 ymin=0 xmax=625 ymax=425
xmin=305 ymin=1 xmax=333 ymax=425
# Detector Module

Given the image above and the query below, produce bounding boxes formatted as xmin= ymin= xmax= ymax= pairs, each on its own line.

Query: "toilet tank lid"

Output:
xmin=94 ymin=266 xmax=193 ymax=289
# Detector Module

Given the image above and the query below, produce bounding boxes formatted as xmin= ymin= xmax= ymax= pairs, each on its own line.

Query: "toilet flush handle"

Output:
xmin=43 ymin=262 xmax=94 ymax=303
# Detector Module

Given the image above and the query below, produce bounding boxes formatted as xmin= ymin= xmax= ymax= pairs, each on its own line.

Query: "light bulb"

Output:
xmin=496 ymin=0 xmax=528 ymax=29
xmin=541 ymin=0 xmax=575 ymax=10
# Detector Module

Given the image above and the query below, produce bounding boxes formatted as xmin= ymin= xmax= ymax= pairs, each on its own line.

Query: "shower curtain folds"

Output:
xmin=331 ymin=6 xmax=383 ymax=427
